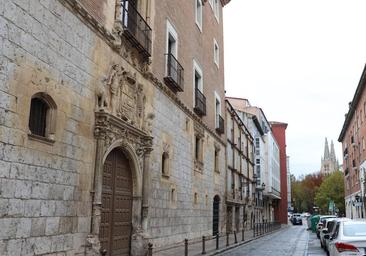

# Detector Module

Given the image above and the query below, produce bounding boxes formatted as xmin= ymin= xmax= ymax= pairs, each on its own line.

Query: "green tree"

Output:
xmin=314 ymin=171 xmax=345 ymax=215
xmin=291 ymin=172 xmax=324 ymax=213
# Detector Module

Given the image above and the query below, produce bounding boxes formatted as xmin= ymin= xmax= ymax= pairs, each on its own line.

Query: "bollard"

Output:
xmin=226 ymin=233 xmax=229 ymax=247
xmin=148 ymin=243 xmax=153 ymax=256
xmin=234 ymin=231 xmax=237 ymax=244
xmin=202 ymin=236 xmax=206 ymax=255
xmin=184 ymin=239 xmax=188 ymax=256
xmin=216 ymin=233 xmax=219 ymax=250
xmin=242 ymin=228 xmax=244 ymax=241
xmin=253 ymin=224 xmax=255 ymax=237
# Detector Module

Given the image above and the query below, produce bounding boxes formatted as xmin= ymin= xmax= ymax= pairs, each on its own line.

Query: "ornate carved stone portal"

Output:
xmin=88 ymin=64 xmax=154 ymax=256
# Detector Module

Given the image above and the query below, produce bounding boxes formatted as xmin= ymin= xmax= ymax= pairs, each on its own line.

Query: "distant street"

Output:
xmin=220 ymin=223 xmax=326 ymax=256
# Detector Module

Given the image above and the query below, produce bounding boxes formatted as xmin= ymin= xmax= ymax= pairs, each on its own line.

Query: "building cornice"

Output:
xmin=338 ymin=64 xmax=366 ymax=142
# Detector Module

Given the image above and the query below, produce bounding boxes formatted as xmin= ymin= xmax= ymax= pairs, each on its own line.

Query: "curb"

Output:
xmin=206 ymin=227 xmax=289 ymax=256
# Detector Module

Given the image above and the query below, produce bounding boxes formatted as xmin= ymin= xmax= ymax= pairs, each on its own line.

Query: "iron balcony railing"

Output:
xmin=121 ymin=1 xmax=152 ymax=57
xmin=164 ymin=53 xmax=184 ymax=92
xmin=216 ymin=115 xmax=224 ymax=134
xmin=194 ymin=88 xmax=206 ymax=116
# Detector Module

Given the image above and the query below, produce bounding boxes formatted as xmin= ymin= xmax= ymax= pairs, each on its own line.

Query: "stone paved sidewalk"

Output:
xmin=153 ymin=226 xmax=283 ymax=256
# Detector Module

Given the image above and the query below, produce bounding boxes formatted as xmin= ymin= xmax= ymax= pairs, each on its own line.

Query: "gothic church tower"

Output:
xmin=320 ymin=138 xmax=340 ymax=174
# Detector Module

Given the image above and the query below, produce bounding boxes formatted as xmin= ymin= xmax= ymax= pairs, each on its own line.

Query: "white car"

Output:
xmin=317 ymin=215 xmax=337 ymax=238
xmin=320 ymin=218 xmax=337 ymax=249
xmin=328 ymin=220 xmax=366 ymax=256
xmin=324 ymin=218 xmax=351 ymax=253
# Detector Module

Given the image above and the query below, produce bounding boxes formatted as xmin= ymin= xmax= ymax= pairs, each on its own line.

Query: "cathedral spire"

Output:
xmin=330 ymin=140 xmax=336 ymax=160
xmin=324 ymin=137 xmax=330 ymax=159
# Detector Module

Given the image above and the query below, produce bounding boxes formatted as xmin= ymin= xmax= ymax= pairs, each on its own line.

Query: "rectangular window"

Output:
xmin=213 ymin=0 xmax=220 ymax=21
xmin=215 ymin=92 xmax=221 ymax=128
xmin=214 ymin=39 xmax=219 ymax=67
xmin=166 ymin=21 xmax=178 ymax=57
xmin=214 ymin=149 xmax=219 ymax=173
xmin=195 ymin=136 xmax=200 ymax=160
xmin=195 ymin=0 xmax=203 ymax=31
xmin=193 ymin=60 xmax=203 ymax=92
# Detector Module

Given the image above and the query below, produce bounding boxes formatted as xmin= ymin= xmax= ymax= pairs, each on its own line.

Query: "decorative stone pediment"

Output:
xmin=95 ymin=112 xmax=152 ymax=151
xmin=96 ymin=64 xmax=154 ymax=135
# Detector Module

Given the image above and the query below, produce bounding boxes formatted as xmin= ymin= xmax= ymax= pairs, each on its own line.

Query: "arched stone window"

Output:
xmin=28 ymin=93 xmax=57 ymax=142
xmin=162 ymin=151 xmax=170 ymax=177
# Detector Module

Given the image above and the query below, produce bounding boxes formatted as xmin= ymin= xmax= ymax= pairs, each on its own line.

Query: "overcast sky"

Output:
xmin=223 ymin=0 xmax=366 ymax=177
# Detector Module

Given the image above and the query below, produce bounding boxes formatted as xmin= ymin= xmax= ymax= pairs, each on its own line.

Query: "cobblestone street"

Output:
xmin=220 ymin=224 xmax=326 ymax=256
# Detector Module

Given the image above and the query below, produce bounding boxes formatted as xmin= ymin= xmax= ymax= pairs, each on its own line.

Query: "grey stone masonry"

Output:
xmin=0 ymin=0 xmax=99 ymax=254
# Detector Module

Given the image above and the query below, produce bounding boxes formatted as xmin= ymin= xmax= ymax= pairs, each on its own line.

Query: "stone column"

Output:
xmin=86 ymin=136 xmax=105 ymax=256
xmin=92 ymin=137 xmax=105 ymax=236
xmin=142 ymin=148 xmax=152 ymax=232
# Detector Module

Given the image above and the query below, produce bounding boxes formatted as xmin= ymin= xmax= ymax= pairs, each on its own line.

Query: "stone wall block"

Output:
xmin=0 ymin=178 xmax=16 ymax=198
xmin=33 ymin=236 xmax=52 ymax=255
xmin=40 ymin=200 xmax=56 ymax=217
xmin=59 ymin=217 xmax=73 ymax=234
xmin=8 ymin=199 xmax=24 ymax=217
xmin=7 ymin=238 xmax=22 ymax=256
xmin=0 ymin=218 xmax=18 ymax=239
xmin=45 ymin=217 xmax=60 ymax=235
xmin=0 ymin=160 xmax=10 ymax=178
xmin=31 ymin=181 xmax=50 ymax=199
xmin=30 ymin=217 xmax=46 ymax=237
xmin=24 ymin=200 xmax=41 ymax=217
xmin=77 ymin=216 xmax=90 ymax=233
xmin=63 ymin=234 xmax=74 ymax=251
xmin=0 ymin=199 xmax=9 ymax=217
xmin=51 ymin=235 xmax=65 ymax=252
xmin=3 ymin=1 xmax=17 ymax=24
xmin=16 ymin=218 xmax=31 ymax=238
xmin=49 ymin=184 xmax=66 ymax=200
xmin=14 ymin=180 xmax=32 ymax=199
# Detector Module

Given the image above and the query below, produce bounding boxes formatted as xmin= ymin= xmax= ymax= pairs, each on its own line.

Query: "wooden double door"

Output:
xmin=99 ymin=148 xmax=133 ymax=256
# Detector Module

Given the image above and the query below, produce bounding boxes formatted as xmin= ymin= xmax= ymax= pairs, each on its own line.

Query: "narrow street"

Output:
xmin=220 ymin=224 xmax=326 ymax=256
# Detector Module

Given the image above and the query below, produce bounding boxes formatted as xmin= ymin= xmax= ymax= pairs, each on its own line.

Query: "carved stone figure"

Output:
xmin=106 ymin=64 xmax=124 ymax=116
xmin=95 ymin=77 xmax=109 ymax=111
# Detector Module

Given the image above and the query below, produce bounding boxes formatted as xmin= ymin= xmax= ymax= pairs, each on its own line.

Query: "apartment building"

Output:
xmin=339 ymin=65 xmax=366 ymax=219
xmin=225 ymin=100 xmax=255 ymax=232
xmin=0 ymin=0 xmax=231 ymax=255
xmin=270 ymin=122 xmax=289 ymax=224
xmin=227 ymin=97 xmax=281 ymax=222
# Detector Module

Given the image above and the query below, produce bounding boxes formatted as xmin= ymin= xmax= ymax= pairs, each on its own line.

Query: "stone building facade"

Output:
xmin=0 ymin=0 xmax=230 ymax=255
xmin=225 ymin=100 xmax=255 ymax=232
xmin=339 ymin=65 xmax=366 ymax=219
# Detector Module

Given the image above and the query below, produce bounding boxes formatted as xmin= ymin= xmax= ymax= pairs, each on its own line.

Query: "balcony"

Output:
xmin=164 ymin=53 xmax=184 ymax=92
xmin=216 ymin=115 xmax=224 ymax=134
xmin=121 ymin=1 xmax=152 ymax=58
xmin=194 ymin=88 xmax=206 ymax=116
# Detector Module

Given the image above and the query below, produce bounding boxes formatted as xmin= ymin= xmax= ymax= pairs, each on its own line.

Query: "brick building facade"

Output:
xmin=339 ymin=65 xmax=366 ymax=219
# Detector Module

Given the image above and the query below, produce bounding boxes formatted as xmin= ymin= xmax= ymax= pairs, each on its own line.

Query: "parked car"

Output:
xmin=301 ymin=212 xmax=311 ymax=218
xmin=317 ymin=215 xmax=337 ymax=238
xmin=328 ymin=219 xmax=366 ymax=256
xmin=324 ymin=218 xmax=351 ymax=254
xmin=291 ymin=213 xmax=302 ymax=225
xmin=319 ymin=218 xmax=337 ymax=249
